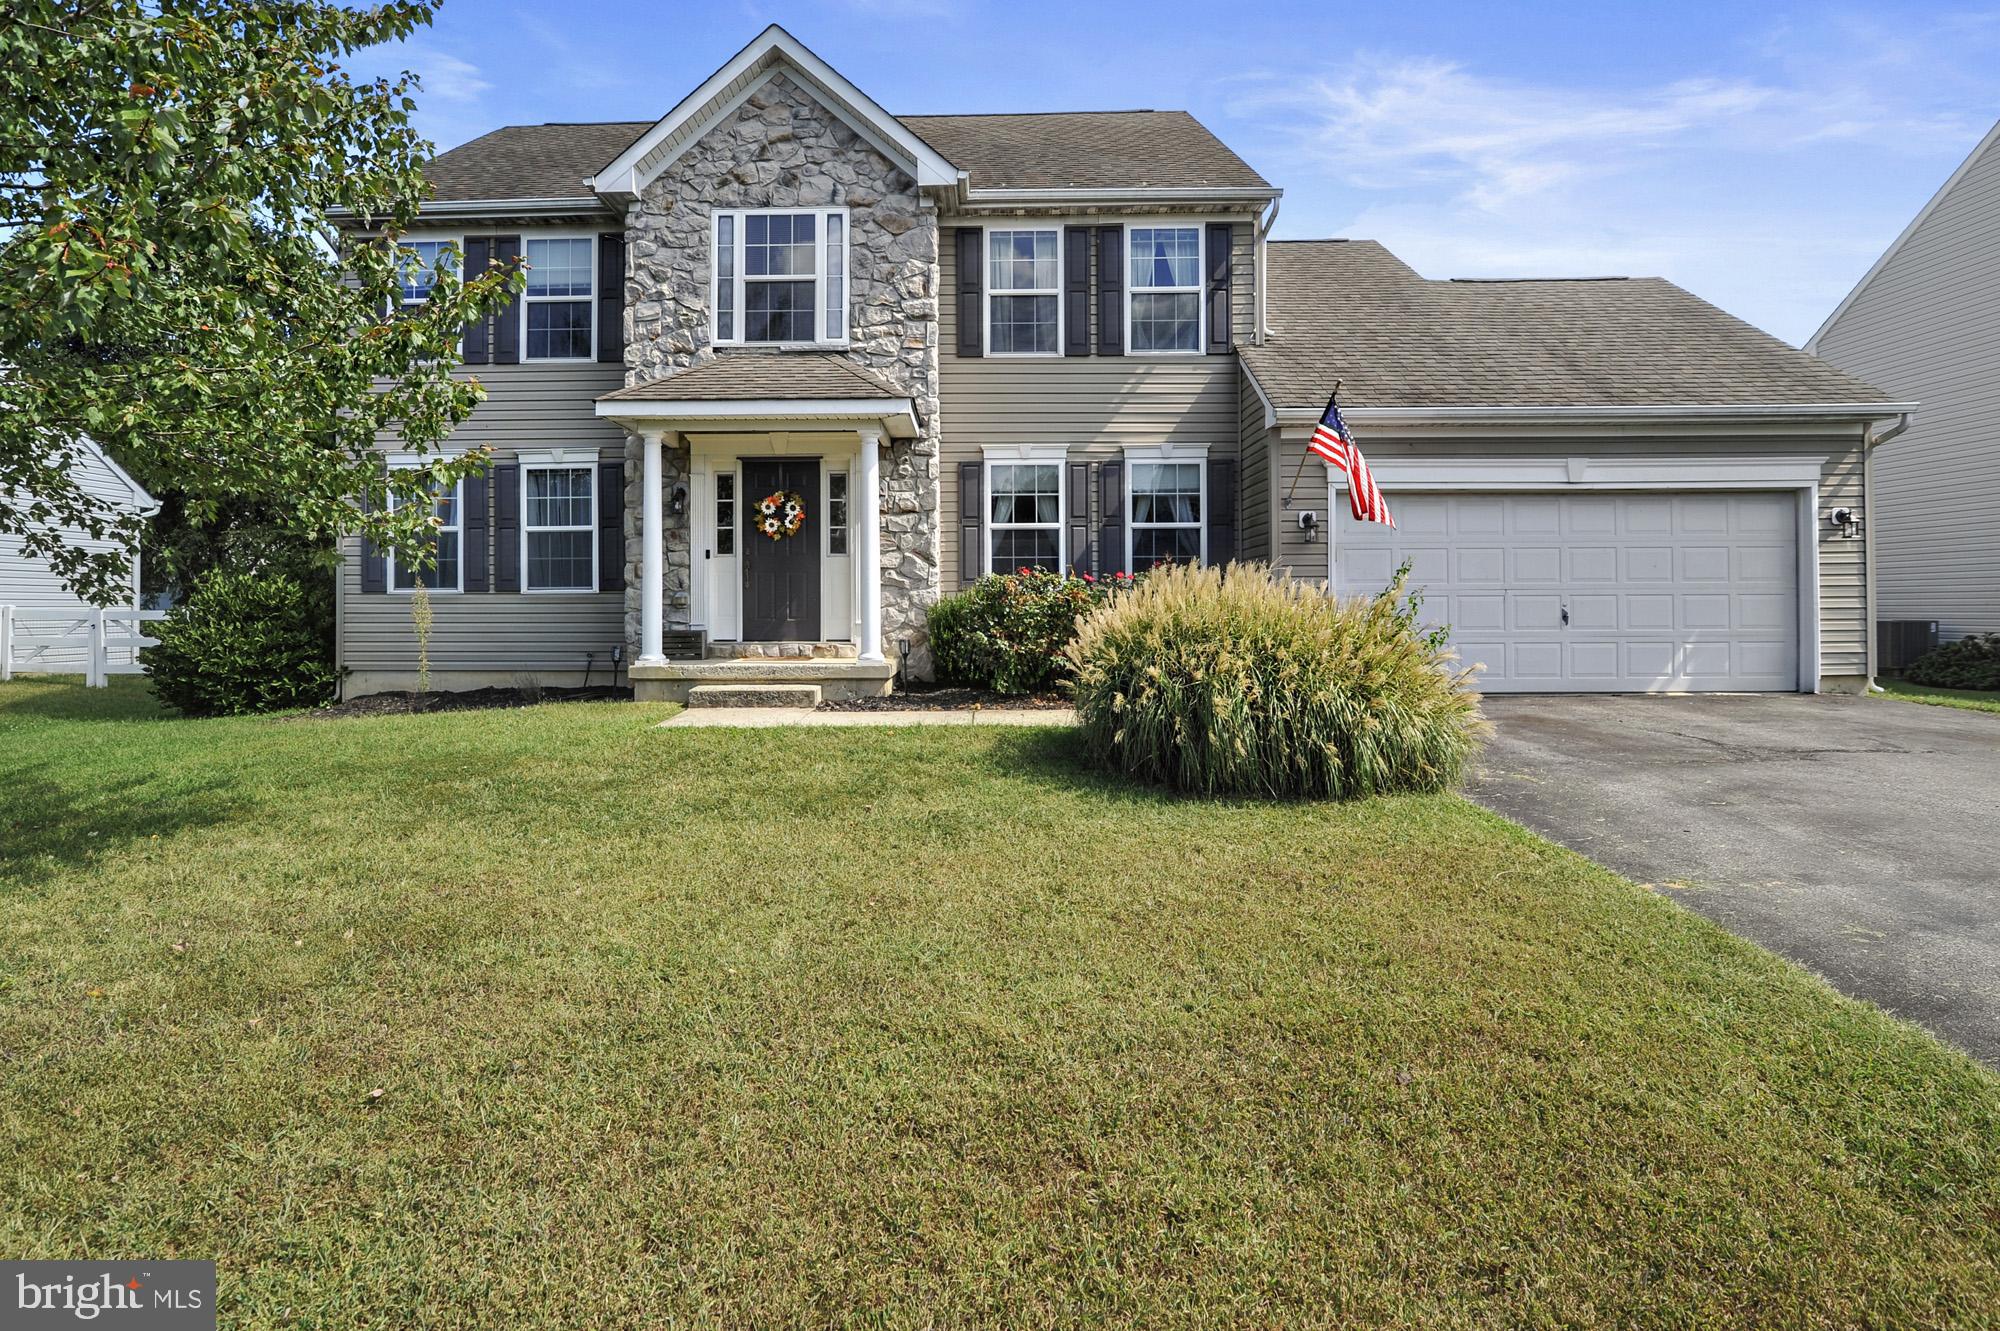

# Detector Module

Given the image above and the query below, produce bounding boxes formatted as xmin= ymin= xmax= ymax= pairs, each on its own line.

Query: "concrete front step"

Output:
xmin=686 ymin=683 xmax=822 ymax=709
xmin=631 ymin=657 xmax=897 ymax=704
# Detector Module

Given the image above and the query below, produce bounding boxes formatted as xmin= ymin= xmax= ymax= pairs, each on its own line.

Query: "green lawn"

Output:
xmin=3 ymin=676 xmax=1998 ymax=1327
xmin=1879 ymin=676 xmax=2000 ymax=716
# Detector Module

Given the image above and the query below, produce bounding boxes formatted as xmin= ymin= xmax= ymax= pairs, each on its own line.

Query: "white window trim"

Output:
xmin=710 ymin=207 xmax=852 ymax=349
xmin=519 ymin=458 xmax=599 ymax=594
xmin=980 ymin=444 xmax=1068 ymax=576
xmin=521 ymin=232 xmax=597 ymax=363
xmin=1123 ymin=443 xmax=1210 ymax=570
xmin=384 ymin=455 xmax=465 ymax=595
xmin=1123 ymin=220 xmax=1206 ymax=357
xmin=984 ymin=227 xmax=1063 ymax=358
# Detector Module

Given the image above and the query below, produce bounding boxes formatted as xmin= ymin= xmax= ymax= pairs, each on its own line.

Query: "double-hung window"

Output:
xmin=712 ymin=208 xmax=848 ymax=346
xmin=986 ymin=457 xmax=1064 ymax=575
xmin=524 ymin=236 xmax=594 ymax=360
xmin=1130 ymin=460 xmax=1205 ymax=567
xmin=396 ymin=240 xmax=457 ymax=307
xmin=987 ymin=229 xmax=1059 ymax=354
xmin=522 ymin=463 xmax=596 ymax=592
xmin=1127 ymin=225 xmax=1203 ymax=353
xmin=388 ymin=475 xmax=463 ymax=593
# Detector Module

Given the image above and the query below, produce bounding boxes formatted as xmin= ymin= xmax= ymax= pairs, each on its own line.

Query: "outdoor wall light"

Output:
xmin=1829 ymin=506 xmax=1861 ymax=540
xmin=1297 ymin=510 xmax=1320 ymax=541
xmin=668 ymin=483 xmax=688 ymax=517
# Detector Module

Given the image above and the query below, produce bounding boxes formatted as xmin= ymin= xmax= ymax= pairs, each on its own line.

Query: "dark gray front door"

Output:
xmin=740 ymin=457 xmax=821 ymax=641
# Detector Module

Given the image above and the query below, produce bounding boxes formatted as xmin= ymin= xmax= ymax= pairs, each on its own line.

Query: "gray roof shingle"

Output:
xmin=1241 ymin=240 xmax=1892 ymax=410
xmin=420 ymin=110 xmax=1267 ymax=203
xmin=899 ymin=111 xmax=1268 ymax=191
xmin=597 ymin=352 xmax=907 ymax=403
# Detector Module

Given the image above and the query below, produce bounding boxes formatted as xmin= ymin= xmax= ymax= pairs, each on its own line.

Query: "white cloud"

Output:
xmin=398 ymin=47 xmax=492 ymax=105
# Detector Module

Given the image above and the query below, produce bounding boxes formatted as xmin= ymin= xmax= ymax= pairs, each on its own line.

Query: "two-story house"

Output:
xmin=335 ymin=24 xmax=1912 ymax=701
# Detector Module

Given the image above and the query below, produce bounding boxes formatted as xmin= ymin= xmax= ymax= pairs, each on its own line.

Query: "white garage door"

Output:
xmin=1333 ymin=492 xmax=1801 ymax=693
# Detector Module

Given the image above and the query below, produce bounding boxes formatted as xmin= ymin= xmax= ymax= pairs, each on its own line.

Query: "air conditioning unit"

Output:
xmin=1877 ymin=620 xmax=1940 ymax=673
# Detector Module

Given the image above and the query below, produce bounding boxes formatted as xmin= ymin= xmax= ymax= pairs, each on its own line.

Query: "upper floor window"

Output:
xmin=396 ymin=240 xmax=457 ymax=306
xmin=713 ymin=208 xmax=848 ymax=347
xmin=524 ymin=236 xmax=594 ymax=360
xmin=522 ymin=462 xmax=596 ymax=591
xmin=389 ymin=476 xmax=463 ymax=592
xmin=1128 ymin=226 xmax=1202 ymax=353
xmin=987 ymin=229 xmax=1059 ymax=355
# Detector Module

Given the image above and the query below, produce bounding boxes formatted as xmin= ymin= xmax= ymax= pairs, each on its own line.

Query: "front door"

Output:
xmin=740 ymin=457 xmax=821 ymax=641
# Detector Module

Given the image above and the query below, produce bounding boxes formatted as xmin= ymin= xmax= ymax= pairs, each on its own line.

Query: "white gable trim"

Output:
xmin=1804 ymin=116 xmax=2000 ymax=354
xmin=589 ymin=25 xmax=962 ymax=200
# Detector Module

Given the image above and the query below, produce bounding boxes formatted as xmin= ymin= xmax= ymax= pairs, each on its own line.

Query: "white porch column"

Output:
xmin=638 ymin=430 xmax=667 ymax=666
xmin=857 ymin=426 xmax=885 ymax=663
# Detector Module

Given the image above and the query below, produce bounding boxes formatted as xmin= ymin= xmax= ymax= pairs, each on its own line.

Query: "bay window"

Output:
xmin=522 ymin=463 xmax=596 ymax=592
xmin=1127 ymin=225 xmax=1202 ymax=352
xmin=987 ymin=228 xmax=1059 ymax=354
xmin=713 ymin=208 xmax=850 ymax=346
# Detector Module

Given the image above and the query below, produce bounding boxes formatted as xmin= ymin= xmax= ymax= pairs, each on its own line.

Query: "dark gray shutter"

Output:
xmin=358 ymin=483 xmax=386 ymax=594
xmin=462 ymin=472 xmax=490 ymax=593
xmin=491 ymin=234 xmax=522 ymax=364
xmin=1067 ymin=460 xmax=1090 ymax=573
xmin=1206 ymin=458 xmax=1237 ymax=567
xmin=1205 ymin=223 xmax=1233 ymax=354
xmin=1063 ymin=227 xmax=1091 ymax=357
xmin=1095 ymin=226 xmax=1123 ymax=356
xmin=492 ymin=463 xmax=520 ymax=593
xmin=957 ymin=461 xmax=983 ymax=584
xmin=597 ymin=460 xmax=625 ymax=591
xmin=596 ymin=233 xmax=625 ymax=364
xmin=461 ymin=236 xmax=491 ymax=365
xmin=1096 ymin=460 xmax=1126 ymax=575
xmin=955 ymin=228 xmax=983 ymax=359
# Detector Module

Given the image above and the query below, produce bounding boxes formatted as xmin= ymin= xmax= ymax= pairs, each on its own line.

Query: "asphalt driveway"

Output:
xmin=1469 ymin=693 xmax=2000 ymax=1064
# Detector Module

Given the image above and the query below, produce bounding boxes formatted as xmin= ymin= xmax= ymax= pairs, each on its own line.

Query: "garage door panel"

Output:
xmin=1335 ymin=490 xmax=1800 ymax=693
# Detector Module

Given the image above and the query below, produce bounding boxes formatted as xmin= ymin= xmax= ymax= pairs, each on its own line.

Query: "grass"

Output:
xmin=1879 ymin=676 xmax=2000 ymax=715
xmin=3 ymin=675 xmax=1998 ymax=1327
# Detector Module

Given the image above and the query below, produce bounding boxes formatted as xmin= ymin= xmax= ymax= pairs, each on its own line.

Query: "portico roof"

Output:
xmin=594 ymin=352 xmax=919 ymax=438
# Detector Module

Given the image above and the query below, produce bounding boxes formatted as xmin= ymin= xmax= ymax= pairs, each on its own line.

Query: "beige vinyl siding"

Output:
xmin=1266 ymin=429 xmax=1871 ymax=683
xmin=939 ymin=220 xmax=1254 ymax=589
xmin=1236 ymin=371 xmax=1272 ymax=562
xmin=1 ymin=443 xmax=147 ymax=670
xmin=339 ymin=361 xmax=631 ymax=678
xmin=1812 ymin=126 xmax=2000 ymax=639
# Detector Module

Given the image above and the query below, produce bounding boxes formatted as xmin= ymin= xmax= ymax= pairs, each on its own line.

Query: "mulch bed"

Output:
xmin=302 ymin=685 xmax=633 ymax=720
xmin=819 ymin=685 xmax=1071 ymax=712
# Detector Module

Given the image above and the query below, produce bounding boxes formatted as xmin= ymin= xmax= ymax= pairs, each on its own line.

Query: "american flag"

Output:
xmin=1307 ymin=393 xmax=1393 ymax=527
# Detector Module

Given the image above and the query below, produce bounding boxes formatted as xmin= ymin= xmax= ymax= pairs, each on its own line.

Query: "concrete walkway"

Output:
xmin=662 ymin=707 xmax=1075 ymax=728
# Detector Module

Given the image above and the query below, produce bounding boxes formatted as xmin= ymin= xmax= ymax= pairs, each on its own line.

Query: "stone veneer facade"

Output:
xmin=614 ymin=73 xmax=943 ymax=672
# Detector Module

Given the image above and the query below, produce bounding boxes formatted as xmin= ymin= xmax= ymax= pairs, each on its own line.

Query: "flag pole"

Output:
xmin=1285 ymin=378 xmax=1339 ymax=503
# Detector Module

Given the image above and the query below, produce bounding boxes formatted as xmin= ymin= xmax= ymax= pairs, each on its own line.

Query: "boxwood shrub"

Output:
xmin=143 ymin=571 xmax=337 ymax=716
xmin=929 ymin=568 xmax=1127 ymax=694
xmin=1905 ymin=633 xmax=2000 ymax=691
xmin=1065 ymin=562 xmax=1485 ymax=799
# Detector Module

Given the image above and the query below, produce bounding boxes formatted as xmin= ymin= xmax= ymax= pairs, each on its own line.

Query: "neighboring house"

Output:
xmin=0 ymin=435 xmax=157 ymax=673
xmin=1807 ymin=119 xmax=2000 ymax=645
xmin=330 ymin=24 xmax=1908 ymax=700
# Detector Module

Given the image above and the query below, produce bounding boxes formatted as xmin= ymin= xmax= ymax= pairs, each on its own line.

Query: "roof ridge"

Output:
xmin=898 ymin=109 xmax=1171 ymax=119
xmin=1445 ymin=276 xmax=1634 ymax=284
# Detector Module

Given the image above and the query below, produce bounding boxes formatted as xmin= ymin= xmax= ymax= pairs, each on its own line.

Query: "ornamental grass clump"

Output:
xmin=1065 ymin=561 xmax=1485 ymax=799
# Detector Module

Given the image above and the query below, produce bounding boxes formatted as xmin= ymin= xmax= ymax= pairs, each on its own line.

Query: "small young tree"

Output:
xmin=0 ymin=0 xmax=521 ymax=604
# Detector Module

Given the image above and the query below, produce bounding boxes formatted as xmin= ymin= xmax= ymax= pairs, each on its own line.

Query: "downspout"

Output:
xmin=1862 ymin=411 xmax=1912 ymax=691
xmin=1255 ymin=195 xmax=1280 ymax=346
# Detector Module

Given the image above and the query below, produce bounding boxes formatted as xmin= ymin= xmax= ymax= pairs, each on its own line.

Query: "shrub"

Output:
xmin=143 ymin=571 xmax=337 ymax=716
xmin=1905 ymin=633 xmax=2000 ymax=691
xmin=930 ymin=568 xmax=1128 ymax=694
xmin=1065 ymin=562 xmax=1485 ymax=799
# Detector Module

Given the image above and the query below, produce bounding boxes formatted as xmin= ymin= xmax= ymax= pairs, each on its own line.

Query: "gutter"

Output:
xmin=1862 ymin=410 xmax=1914 ymax=692
xmin=326 ymin=196 xmax=615 ymax=228
xmin=955 ymin=185 xmax=1281 ymax=210
xmin=1255 ymin=195 xmax=1280 ymax=346
xmin=1266 ymin=401 xmax=1921 ymax=428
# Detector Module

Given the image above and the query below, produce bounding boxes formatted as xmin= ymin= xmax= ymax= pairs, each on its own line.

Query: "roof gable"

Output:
xmin=591 ymin=25 xmax=959 ymax=201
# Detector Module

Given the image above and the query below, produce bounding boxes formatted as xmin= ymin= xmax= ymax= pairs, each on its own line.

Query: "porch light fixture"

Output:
xmin=668 ymin=483 xmax=688 ymax=518
xmin=1829 ymin=506 xmax=1860 ymax=540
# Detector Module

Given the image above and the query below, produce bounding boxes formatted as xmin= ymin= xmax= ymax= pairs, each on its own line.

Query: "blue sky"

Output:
xmin=357 ymin=0 xmax=2000 ymax=346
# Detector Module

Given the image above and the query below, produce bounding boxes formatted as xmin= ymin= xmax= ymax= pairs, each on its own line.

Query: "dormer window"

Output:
xmin=712 ymin=208 xmax=849 ymax=347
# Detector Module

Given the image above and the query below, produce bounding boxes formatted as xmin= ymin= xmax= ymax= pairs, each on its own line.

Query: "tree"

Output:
xmin=0 ymin=0 xmax=522 ymax=603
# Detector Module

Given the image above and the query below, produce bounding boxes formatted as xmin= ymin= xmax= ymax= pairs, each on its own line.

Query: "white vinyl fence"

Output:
xmin=0 ymin=606 xmax=165 ymax=687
